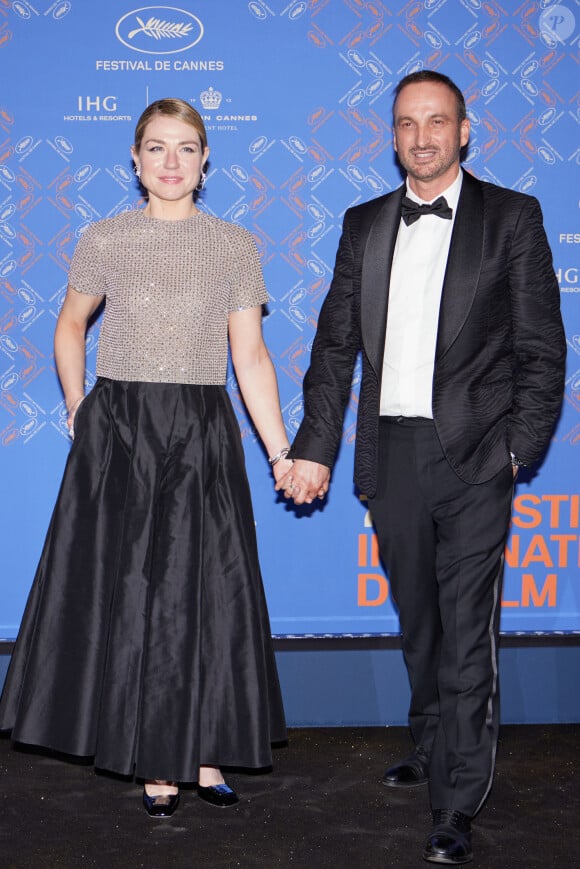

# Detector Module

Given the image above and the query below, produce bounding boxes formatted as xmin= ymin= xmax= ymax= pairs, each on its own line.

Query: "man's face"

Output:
xmin=393 ymin=81 xmax=470 ymax=196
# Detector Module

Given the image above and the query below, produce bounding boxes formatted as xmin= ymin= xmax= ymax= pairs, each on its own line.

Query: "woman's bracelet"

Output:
xmin=67 ymin=396 xmax=84 ymax=415
xmin=268 ymin=446 xmax=291 ymax=466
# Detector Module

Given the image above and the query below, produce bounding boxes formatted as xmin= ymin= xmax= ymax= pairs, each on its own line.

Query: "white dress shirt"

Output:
xmin=379 ymin=170 xmax=463 ymax=418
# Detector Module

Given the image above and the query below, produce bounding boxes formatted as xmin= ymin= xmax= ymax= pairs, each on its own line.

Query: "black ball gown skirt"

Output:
xmin=0 ymin=378 xmax=286 ymax=781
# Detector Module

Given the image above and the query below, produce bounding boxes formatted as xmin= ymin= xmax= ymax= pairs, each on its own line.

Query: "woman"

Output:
xmin=0 ymin=98 xmax=290 ymax=817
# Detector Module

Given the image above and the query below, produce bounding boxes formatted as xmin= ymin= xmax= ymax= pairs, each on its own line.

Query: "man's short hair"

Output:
xmin=393 ymin=70 xmax=467 ymax=122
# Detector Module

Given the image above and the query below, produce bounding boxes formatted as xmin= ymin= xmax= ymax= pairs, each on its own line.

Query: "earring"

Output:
xmin=196 ymin=170 xmax=207 ymax=191
xmin=134 ymin=165 xmax=141 ymax=179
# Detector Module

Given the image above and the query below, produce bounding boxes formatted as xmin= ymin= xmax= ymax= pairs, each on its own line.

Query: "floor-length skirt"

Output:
xmin=0 ymin=378 xmax=286 ymax=780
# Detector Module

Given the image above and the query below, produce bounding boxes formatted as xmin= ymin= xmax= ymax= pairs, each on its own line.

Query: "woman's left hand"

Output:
xmin=67 ymin=396 xmax=84 ymax=439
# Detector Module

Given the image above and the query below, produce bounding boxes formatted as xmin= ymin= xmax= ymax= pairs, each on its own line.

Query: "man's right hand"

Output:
xmin=276 ymin=459 xmax=331 ymax=506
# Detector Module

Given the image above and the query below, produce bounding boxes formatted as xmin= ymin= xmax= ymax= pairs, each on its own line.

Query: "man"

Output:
xmin=279 ymin=71 xmax=566 ymax=864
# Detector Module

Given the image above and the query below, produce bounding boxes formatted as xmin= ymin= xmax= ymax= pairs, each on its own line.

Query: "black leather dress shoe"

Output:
xmin=382 ymin=753 xmax=429 ymax=788
xmin=142 ymin=789 xmax=180 ymax=818
xmin=422 ymin=809 xmax=473 ymax=864
xmin=197 ymin=783 xmax=239 ymax=808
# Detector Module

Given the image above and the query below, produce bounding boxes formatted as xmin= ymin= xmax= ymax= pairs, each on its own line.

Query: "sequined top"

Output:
xmin=68 ymin=209 xmax=269 ymax=385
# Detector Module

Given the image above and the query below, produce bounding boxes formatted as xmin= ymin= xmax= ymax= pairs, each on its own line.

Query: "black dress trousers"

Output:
xmin=368 ymin=416 xmax=513 ymax=817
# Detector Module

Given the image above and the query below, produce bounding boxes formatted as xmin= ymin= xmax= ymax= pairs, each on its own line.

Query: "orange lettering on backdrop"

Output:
xmin=512 ymin=494 xmax=542 ymax=528
xmin=504 ymin=535 xmax=520 ymax=568
xmin=358 ymin=533 xmax=381 ymax=568
xmin=550 ymin=534 xmax=577 ymax=566
xmin=522 ymin=574 xmax=557 ymax=607
xmin=358 ymin=534 xmax=367 ymax=567
xmin=571 ymin=495 xmax=580 ymax=529
xmin=512 ymin=494 xmax=580 ymax=530
xmin=358 ymin=574 xmax=389 ymax=606
xmin=505 ymin=534 xmax=578 ymax=568
xmin=521 ymin=534 xmax=554 ymax=567
xmin=502 ymin=574 xmax=558 ymax=607
xmin=542 ymin=494 xmax=569 ymax=528
xmin=371 ymin=534 xmax=380 ymax=568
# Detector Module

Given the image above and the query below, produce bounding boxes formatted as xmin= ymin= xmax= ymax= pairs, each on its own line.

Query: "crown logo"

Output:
xmin=200 ymin=87 xmax=222 ymax=110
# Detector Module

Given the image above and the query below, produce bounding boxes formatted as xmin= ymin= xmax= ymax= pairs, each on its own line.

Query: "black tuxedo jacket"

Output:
xmin=290 ymin=171 xmax=566 ymax=497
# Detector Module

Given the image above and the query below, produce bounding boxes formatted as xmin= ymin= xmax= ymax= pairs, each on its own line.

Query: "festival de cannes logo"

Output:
xmin=116 ymin=6 xmax=204 ymax=54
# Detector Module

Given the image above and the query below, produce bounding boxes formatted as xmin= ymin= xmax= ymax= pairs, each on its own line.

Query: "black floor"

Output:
xmin=1 ymin=725 xmax=579 ymax=868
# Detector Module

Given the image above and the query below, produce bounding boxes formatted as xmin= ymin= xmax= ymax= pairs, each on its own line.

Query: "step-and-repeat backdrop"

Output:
xmin=0 ymin=1 xmax=578 ymax=638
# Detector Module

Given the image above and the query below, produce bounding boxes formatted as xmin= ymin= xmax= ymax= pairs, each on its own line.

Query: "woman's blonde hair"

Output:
xmin=134 ymin=98 xmax=208 ymax=152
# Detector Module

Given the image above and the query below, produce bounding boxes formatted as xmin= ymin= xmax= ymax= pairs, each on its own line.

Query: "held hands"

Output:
xmin=275 ymin=459 xmax=331 ymax=506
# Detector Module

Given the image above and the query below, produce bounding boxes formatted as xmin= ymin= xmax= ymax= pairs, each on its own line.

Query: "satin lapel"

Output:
xmin=361 ymin=188 xmax=404 ymax=376
xmin=436 ymin=172 xmax=484 ymax=359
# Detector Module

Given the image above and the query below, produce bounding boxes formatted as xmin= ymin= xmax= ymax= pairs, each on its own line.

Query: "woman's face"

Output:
xmin=131 ymin=114 xmax=210 ymax=208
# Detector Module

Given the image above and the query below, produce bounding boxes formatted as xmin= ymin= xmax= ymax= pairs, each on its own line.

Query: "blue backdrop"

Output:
xmin=0 ymin=0 xmax=578 ymax=639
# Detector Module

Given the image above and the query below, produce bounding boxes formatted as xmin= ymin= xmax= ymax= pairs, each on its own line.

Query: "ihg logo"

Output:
xmin=77 ymin=97 xmax=118 ymax=113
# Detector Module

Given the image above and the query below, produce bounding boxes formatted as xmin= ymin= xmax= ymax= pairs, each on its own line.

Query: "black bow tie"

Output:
xmin=400 ymin=195 xmax=453 ymax=226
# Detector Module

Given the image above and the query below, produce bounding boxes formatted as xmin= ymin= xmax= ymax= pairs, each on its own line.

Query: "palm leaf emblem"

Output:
xmin=128 ymin=16 xmax=193 ymax=40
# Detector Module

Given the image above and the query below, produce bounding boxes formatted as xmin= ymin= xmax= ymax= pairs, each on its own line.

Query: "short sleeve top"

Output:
xmin=68 ymin=209 xmax=269 ymax=385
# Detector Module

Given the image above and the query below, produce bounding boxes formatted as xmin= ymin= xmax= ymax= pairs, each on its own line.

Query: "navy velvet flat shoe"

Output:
xmin=197 ymin=783 xmax=239 ymax=808
xmin=142 ymin=788 xmax=180 ymax=818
